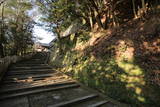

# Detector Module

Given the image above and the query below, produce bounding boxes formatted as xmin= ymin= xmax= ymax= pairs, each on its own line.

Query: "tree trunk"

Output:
xmin=56 ymin=28 xmax=63 ymax=55
xmin=0 ymin=3 xmax=5 ymax=57
xmin=89 ymin=12 xmax=93 ymax=29
xmin=87 ymin=5 xmax=94 ymax=29
xmin=141 ymin=0 xmax=145 ymax=10
xmin=89 ymin=0 xmax=105 ymax=29
xmin=94 ymin=10 xmax=104 ymax=29
xmin=132 ymin=0 xmax=137 ymax=18
xmin=103 ymin=14 xmax=108 ymax=29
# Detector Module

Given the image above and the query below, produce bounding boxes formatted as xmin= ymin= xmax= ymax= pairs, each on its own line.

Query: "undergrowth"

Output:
xmin=49 ymin=15 xmax=160 ymax=107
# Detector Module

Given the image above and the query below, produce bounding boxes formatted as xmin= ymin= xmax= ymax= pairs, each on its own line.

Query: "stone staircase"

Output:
xmin=0 ymin=52 xmax=126 ymax=107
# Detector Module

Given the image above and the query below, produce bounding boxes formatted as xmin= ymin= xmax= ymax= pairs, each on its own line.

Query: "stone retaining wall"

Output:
xmin=0 ymin=52 xmax=35 ymax=81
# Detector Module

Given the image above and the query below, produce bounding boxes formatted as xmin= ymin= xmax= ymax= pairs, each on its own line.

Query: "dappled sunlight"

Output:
xmin=1 ymin=0 xmax=160 ymax=106
xmin=51 ymin=34 xmax=160 ymax=105
xmin=13 ymin=77 xmax=34 ymax=83
xmin=11 ymin=72 xmax=71 ymax=88
xmin=48 ymin=5 xmax=160 ymax=106
xmin=117 ymin=59 xmax=146 ymax=103
xmin=54 ymin=19 xmax=158 ymax=105
xmin=51 ymin=21 xmax=160 ymax=105
xmin=115 ymin=40 xmax=135 ymax=61
xmin=51 ymin=49 xmax=60 ymax=62
xmin=118 ymin=61 xmax=144 ymax=76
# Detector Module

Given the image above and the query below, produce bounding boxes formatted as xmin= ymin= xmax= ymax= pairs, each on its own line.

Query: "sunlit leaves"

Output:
xmin=0 ymin=0 xmax=34 ymax=56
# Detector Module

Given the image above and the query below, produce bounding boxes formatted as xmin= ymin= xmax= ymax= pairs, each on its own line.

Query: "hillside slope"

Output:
xmin=49 ymin=14 xmax=160 ymax=106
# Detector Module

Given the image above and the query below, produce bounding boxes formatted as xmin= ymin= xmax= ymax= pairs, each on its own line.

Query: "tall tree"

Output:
xmin=0 ymin=2 xmax=5 ymax=57
xmin=0 ymin=0 xmax=34 ymax=57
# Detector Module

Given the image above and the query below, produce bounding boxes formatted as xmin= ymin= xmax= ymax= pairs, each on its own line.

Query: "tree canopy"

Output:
xmin=36 ymin=0 xmax=159 ymax=52
xmin=37 ymin=0 xmax=159 ymax=35
xmin=0 ymin=0 xmax=34 ymax=57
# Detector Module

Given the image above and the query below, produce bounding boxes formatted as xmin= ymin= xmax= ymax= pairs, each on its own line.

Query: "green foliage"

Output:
xmin=51 ymin=47 xmax=160 ymax=106
xmin=49 ymin=28 xmax=160 ymax=106
xmin=39 ymin=0 xmax=160 ymax=106
xmin=0 ymin=0 xmax=34 ymax=57
xmin=37 ymin=0 xmax=160 ymax=58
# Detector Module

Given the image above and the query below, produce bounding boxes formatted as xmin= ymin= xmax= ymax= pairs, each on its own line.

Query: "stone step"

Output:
xmin=48 ymin=94 xmax=98 ymax=107
xmin=0 ymin=52 xmax=121 ymax=107
xmin=17 ymin=61 xmax=44 ymax=65
xmin=2 ymin=79 xmax=73 ymax=89
xmin=100 ymin=102 xmax=118 ymax=107
xmin=0 ymin=83 xmax=79 ymax=100
xmin=6 ymin=69 xmax=54 ymax=76
xmin=8 ymin=69 xmax=53 ymax=72
xmin=0 ymin=96 xmax=29 ymax=107
xmin=87 ymin=100 xmax=109 ymax=107
xmin=14 ymin=64 xmax=48 ymax=67
xmin=2 ymin=74 xmax=70 ymax=85
xmin=10 ymin=66 xmax=51 ymax=70
xmin=19 ymin=61 xmax=45 ymax=64
xmin=6 ymin=72 xmax=53 ymax=76
xmin=0 ymin=80 xmax=76 ymax=93
xmin=3 ymin=73 xmax=55 ymax=81
xmin=2 ymin=77 xmax=48 ymax=84
xmin=72 ymin=97 xmax=109 ymax=107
